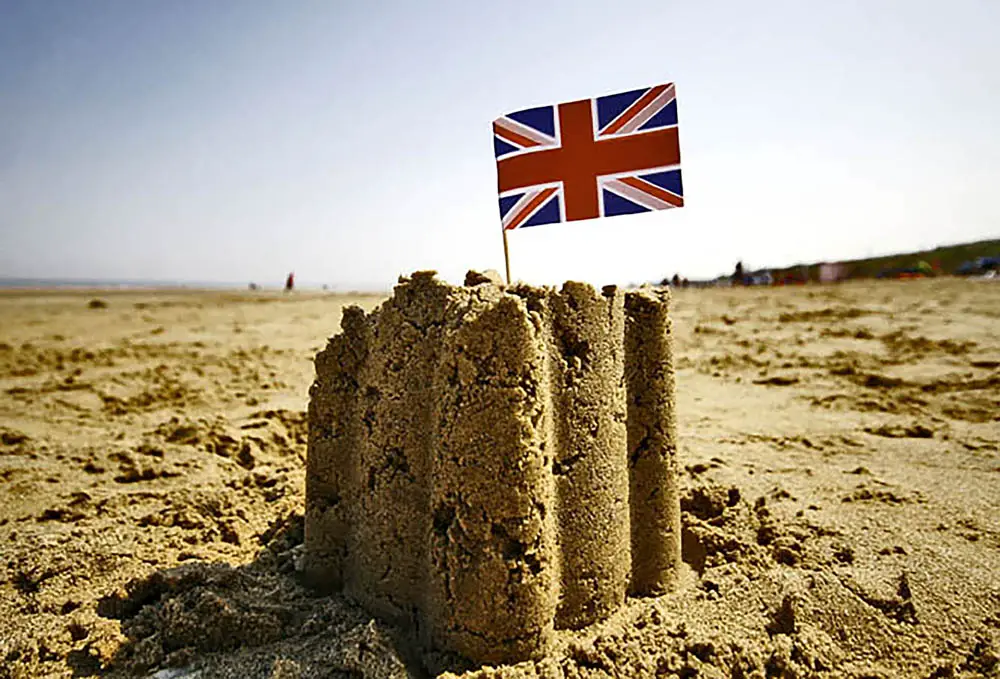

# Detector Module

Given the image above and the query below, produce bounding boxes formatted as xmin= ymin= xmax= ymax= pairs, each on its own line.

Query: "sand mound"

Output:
xmin=305 ymin=272 xmax=679 ymax=664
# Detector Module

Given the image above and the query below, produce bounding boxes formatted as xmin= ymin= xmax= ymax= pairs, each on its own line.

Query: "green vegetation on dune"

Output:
xmin=769 ymin=238 xmax=1000 ymax=281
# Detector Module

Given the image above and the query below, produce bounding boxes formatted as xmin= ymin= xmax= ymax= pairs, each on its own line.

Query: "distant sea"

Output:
xmin=0 ymin=278 xmax=383 ymax=293
xmin=0 ymin=277 xmax=251 ymax=290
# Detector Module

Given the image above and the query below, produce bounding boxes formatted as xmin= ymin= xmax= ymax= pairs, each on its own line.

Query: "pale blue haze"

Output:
xmin=1 ymin=0 xmax=998 ymax=289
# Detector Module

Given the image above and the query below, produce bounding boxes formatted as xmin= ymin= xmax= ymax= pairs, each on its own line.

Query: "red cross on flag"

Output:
xmin=493 ymin=83 xmax=683 ymax=231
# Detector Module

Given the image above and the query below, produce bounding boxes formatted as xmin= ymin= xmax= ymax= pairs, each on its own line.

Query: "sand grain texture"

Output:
xmin=304 ymin=273 xmax=679 ymax=664
xmin=0 ymin=278 xmax=998 ymax=678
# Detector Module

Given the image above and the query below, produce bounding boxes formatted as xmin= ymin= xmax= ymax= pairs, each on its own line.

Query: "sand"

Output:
xmin=305 ymin=273 xmax=678 ymax=665
xmin=1 ymin=278 xmax=998 ymax=678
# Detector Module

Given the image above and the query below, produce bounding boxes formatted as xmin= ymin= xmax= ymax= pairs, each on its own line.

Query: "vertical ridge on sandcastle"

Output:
xmin=305 ymin=271 xmax=679 ymax=665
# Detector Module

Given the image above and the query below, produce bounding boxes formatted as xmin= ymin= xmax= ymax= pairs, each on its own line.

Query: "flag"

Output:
xmin=493 ymin=83 xmax=683 ymax=231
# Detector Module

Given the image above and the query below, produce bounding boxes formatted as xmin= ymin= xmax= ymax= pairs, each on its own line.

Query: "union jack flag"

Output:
xmin=493 ymin=83 xmax=683 ymax=231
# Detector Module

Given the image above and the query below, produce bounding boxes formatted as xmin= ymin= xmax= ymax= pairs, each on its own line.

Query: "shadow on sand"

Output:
xmin=89 ymin=512 xmax=468 ymax=679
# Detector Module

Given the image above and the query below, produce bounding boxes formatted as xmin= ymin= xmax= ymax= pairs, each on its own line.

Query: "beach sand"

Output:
xmin=1 ymin=278 xmax=998 ymax=678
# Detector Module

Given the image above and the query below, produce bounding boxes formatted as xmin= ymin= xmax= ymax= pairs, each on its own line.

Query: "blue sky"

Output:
xmin=1 ymin=0 xmax=998 ymax=289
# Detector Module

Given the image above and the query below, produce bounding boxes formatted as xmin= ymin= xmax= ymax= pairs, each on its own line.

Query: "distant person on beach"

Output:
xmin=732 ymin=261 xmax=745 ymax=286
xmin=285 ymin=272 xmax=295 ymax=293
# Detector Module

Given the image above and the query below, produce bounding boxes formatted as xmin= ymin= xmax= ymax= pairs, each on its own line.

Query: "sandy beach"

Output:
xmin=1 ymin=277 xmax=998 ymax=678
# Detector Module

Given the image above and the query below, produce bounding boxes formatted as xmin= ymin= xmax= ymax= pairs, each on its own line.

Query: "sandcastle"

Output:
xmin=304 ymin=271 xmax=679 ymax=665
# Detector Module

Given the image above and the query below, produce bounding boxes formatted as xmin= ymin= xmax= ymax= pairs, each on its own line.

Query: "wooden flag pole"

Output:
xmin=502 ymin=226 xmax=512 ymax=285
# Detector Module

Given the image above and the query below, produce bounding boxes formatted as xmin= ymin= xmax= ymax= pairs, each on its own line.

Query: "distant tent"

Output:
xmin=819 ymin=262 xmax=846 ymax=283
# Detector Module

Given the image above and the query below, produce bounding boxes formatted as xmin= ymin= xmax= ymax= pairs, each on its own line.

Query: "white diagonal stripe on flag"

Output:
xmin=494 ymin=117 xmax=556 ymax=146
xmin=603 ymin=178 xmax=675 ymax=211
xmin=501 ymin=189 xmax=544 ymax=229
xmin=615 ymin=84 xmax=676 ymax=135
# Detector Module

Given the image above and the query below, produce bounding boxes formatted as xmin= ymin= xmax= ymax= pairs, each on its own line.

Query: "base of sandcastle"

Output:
xmin=304 ymin=271 xmax=679 ymax=665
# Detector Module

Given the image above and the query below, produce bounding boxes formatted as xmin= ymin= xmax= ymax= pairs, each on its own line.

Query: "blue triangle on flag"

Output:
xmin=494 ymin=136 xmax=518 ymax=159
xmin=638 ymin=99 xmax=678 ymax=131
xmin=596 ymin=87 xmax=647 ymax=130
xmin=499 ymin=193 xmax=523 ymax=219
xmin=521 ymin=193 xmax=561 ymax=228
xmin=638 ymin=169 xmax=683 ymax=196
xmin=507 ymin=106 xmax=555 ymax=137
xmin=603 ymin=189 xmax=650 ymax=217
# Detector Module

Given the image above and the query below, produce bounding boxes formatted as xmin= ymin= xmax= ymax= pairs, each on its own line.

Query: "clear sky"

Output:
xmin=1 ymin=1 xmax=998 ymax=289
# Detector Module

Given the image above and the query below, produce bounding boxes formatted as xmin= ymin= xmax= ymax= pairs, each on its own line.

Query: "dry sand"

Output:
xmin=305 ymin=275 xmax=679 ymax=666
xmin=1 ymin=278 xmax=998 ymax=678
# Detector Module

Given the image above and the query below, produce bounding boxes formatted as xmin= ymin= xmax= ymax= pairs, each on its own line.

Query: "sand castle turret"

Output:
xmin=304 ymin=271 xmax=679 ymax=665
